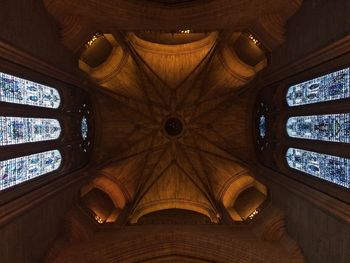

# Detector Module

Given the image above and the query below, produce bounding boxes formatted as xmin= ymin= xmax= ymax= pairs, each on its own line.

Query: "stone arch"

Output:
xmin=130 ymin=199 xmax=218 ymax=224
xmin=221 ymin=174 xmax=268 ymax=221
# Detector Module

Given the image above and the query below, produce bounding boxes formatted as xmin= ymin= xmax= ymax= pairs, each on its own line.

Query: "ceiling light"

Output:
xmin=94 ymin=214 xmax=104 ymax=224
xmin=248 ymin=34 xmax=261 ymax=47
xmin=179 ymin=29 xmax=192 ymax=34
xmin=85 ymin=33 xmax=103 ymax=48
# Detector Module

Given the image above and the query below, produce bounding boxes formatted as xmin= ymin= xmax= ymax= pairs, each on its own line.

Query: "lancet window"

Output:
xmin=0 ymin=72 xmax=61 ymax=108
xmin=0 ymin=70 xmax=91 ymax=193
xmin=285 ymin=67 xmax=350 ymax=188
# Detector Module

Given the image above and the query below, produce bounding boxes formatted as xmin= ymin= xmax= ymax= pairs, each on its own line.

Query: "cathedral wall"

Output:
xmin=0 ymin=3 xmax=88 ymax=260
xmin=0 ymin=180 xmax=83 ymax=263
xmin=269 ymin=0 xmax=349 ymax=71
xmin=0 ymin=0 xmax=77 ymax=73
xmin=268 ymin=177 xmax=350 ymax=263
xmin=254 ymin=1 xmax=350 ymax=260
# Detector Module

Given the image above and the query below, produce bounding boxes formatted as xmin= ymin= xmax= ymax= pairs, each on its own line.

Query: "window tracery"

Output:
xmin=259 ymin=115 xmax=266 ymax=138
xmin=81 ymin=116 xmax=88 ymax=140
xmin=286 ymin=67 xmax=349 ymax=107
xmin=0 ymin=117 xmax=61 ymax=146
xmin=78 ymin=103 xmax=92 ymax=153
xmin=256 ymin=102 xmax=269 ymax=151
xmin=283 ymin=67 xmax=350 ymax=189
xmin=286 ymin=148 xmax=350 ymax=188
xmin=0 ymin=69 xmax=91 ymax=193
xmin=0 ymin=72 xmax=61 ymax=108
xmin=287 ymin=114 xmax=350 ymax=143
xmin=0 ymin=150 xmax=62 ymax=191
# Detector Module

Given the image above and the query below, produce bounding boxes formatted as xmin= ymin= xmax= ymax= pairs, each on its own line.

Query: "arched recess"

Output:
xmin=80 ymin=175 xmax=128 ymax=223
xmin=130 ymin=163 xmax=219 ymax=224
xmin=138 ymin=208 xmax=213 ymax=225
xmin=218 ymin=33 xmax=267 ymax=85
xmin=79 ymin=33 xmax=128 ymax=84
xmin=135 ymin=31 xmax=210 ymax=45
xmin=198 ymin=31 xmax=268 ymax=101
xmin=130 ymin=200 xmax=217 ymax=224
xmin=221 ymin=174 xmax=268 ymax=222
xmin=80 ymin=188 xmax=119 ymax=223
xmin=127 ymin=31 xmax=218 ymax=89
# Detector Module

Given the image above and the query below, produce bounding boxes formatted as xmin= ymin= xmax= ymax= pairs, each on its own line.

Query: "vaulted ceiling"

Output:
xmin=82 ymin=31 xmax=269 ymax=223
xmin=42 ymin=0 xmax=302 ymax=224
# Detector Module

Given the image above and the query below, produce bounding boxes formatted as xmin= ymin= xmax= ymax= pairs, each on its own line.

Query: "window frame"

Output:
xmin=0 ymin=44 xmax=92 ymax=210
xmin=0 ymin=71 xmax=63 ymax=109
xmin=255 ymin=54 xmax=350 ymax=204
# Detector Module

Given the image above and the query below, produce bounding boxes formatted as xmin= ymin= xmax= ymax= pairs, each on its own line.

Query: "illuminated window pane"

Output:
xmin=259 ymin=115 xmax=266 ymax=138
xmin=286 ymin=148 xmax=350 ymax=188
xmin=286 ymin=68 xmax=350 ymax=106
xmin=287 ymin=114 xmax=350 ymax=143
xmin=0 ymin=150 xmax=62 ymax=191
xmin=0 ymin=117 xmax=61 ymax=146
xmin=0 ymin=72 xmax=61 ymax=108
xmin=81 ymin=116 xmax=88 ymax=140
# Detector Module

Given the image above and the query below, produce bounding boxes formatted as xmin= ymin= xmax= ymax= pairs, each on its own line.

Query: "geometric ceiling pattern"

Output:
xmin=37 ymin=2 xmax=310 ymax=262
xmin=82 ymin=32 xmax=268 ymax=223
xmin=42 ymin=0 xmax=303 ymax=224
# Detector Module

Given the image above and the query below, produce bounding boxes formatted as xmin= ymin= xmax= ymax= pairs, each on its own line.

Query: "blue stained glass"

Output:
xmin=259 ymin=115 xmax=266 ymax=138
xmin=0 ymin=150 xmax=62 ymax=191
xmin=0 ymin=117 xmax=61 ymax=146
xmin=286 ymin=68 xmax=350 ymax=106
xmin=81 ymin=116 xmax=88 ymax=140
xmin=0 ymin=72 xmax=61 ymax=108
xmin=287 ymin=114 xmax=350 ymax=143
xmin=286 ymin=148 xmax=350 ymax=188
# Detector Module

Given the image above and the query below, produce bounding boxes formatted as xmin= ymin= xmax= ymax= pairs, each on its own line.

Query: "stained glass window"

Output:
xmin=0 ymin=72 xmax=61 ymax=108
xmin=0 ymin=117 xmax=61 ymax=146
xmin=287 ymin=114 xmax=350 ymax=143
xmin=259 ymin=115 xmax=266 ymax=138
xmin=286 ymin=67 xmax=350 ymax=107
xmin=81 ymin=116 xmax=88 ymax=140
xmin=286 ymin=148 xmax=350 ymax=188
xmin=0 ymin=150 xmax=62 ymax=191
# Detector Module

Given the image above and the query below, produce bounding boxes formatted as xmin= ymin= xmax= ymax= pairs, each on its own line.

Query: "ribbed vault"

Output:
xmin=40 ymin=1 xmax=307 ymax=261
xmin=79 ymin=31 xmax=273 ymax=223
